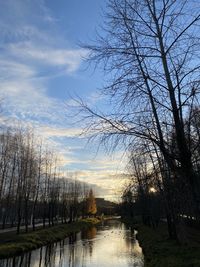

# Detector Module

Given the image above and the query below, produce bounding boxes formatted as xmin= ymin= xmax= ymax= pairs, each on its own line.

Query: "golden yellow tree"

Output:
xmin=87 ymin=189 xmax=97 ymax=216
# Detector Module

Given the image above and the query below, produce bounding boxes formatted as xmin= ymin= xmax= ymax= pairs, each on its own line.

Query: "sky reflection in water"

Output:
xmin=0 ymin=220 xmax=144 ymax=267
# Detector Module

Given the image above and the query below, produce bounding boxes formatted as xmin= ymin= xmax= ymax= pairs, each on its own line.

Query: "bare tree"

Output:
xmin=78 ymin=0 xmax=200 ymax=218
xmin=0 ymin=126 xmax=88 ymax=233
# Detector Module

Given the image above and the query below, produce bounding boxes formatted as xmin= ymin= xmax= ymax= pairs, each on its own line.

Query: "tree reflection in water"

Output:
xmin=82 ymin=226 xmax=97 ymax=258
xmin=0 ymin=221 xmax=143 ymax=267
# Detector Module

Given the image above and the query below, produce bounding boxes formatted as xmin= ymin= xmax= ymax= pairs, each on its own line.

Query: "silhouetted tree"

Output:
xmin=76 ymin=0 xmax=200 ymax=241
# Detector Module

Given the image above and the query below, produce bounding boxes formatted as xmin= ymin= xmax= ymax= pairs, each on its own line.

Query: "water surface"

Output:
xmin=0 ymin=220 xmax=144 ymax=267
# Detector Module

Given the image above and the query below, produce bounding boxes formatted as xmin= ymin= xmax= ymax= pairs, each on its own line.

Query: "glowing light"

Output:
xmin=149 ymin=187 xmax=156 ymax=193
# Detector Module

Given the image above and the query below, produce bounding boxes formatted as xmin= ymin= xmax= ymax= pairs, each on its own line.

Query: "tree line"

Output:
xmin=0 ymin=127 xmax=94 ymax=234
xmin=77 ymin=0 xmax=200 ymax=241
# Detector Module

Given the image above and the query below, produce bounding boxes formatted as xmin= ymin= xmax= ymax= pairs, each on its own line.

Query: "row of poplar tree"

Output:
xmin=0 ymin=127 xmax=96 ymax=234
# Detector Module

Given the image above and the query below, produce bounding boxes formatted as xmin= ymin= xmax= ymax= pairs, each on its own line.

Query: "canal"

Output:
xmin=0 ymin=219 xmax=144 ymax=267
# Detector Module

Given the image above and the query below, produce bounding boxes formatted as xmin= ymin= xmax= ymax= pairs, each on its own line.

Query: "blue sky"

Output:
xmin=0 ymin=0 xmax=127 ymax=200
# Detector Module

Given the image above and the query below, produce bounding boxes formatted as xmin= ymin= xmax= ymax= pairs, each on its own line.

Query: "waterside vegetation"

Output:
xmin=137 ymin=223 xmax=200 ymax=267
xmin=0 ymin=218 xmax=100 ymax=259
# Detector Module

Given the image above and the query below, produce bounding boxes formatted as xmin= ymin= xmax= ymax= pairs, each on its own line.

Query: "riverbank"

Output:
xmin=0 ymin=218 xmax=100 ymax=259
xmin=135 ymin=222 xmax=200 ymax=267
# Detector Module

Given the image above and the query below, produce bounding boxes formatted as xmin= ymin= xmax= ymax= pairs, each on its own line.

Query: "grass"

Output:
xmin=134 ymin=222 xmax=200 ymax=267
xmin=0 ymin=218 xmax=100 ymax=259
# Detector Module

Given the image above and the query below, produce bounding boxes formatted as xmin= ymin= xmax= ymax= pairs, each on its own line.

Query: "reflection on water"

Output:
xmin=0 ymin=220 xmax=144 ymax=267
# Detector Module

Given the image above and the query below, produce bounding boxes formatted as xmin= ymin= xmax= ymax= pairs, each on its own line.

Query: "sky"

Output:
xmin=0 ymin=0 xmax=128 ymax=201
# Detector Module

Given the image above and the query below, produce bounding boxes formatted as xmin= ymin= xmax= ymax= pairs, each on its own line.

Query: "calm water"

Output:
xmin=0 ymin=220 xmax=144 ymax=267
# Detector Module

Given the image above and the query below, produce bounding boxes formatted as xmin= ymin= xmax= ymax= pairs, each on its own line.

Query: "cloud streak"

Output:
xmin=8 ymin=42 xmax=88 ymax=74
xmin=0 ymin=0 xmax=127 ymax=201
xmin=0 ymin=0 xmax=87 ymax=125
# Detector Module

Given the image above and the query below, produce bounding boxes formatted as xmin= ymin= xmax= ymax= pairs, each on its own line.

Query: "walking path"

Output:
xmin=0 ymin=221 xmax=61 ymax=234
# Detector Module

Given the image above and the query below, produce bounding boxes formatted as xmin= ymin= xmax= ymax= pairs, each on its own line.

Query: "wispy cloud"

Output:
xmin=0 ymin=59 xmax=35 ymax=81
xmin=8 ymin=42 xmax=87 ymax=73
xmin=0 ymin=0 xmax=87 ymax=124
xmin=75 ymin=169 xmax=129 ymax=200
xmin=0 ymin=0 xmax=127 ymax=200
xmin=39 ymin=125 xmax=83 ymax=138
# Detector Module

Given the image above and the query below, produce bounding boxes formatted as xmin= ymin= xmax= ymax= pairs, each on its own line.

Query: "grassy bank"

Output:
xmin=136 ymin=222 xmax=200 ymax=267
xmin=0 ymin=218 xmax=100 ymax=259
